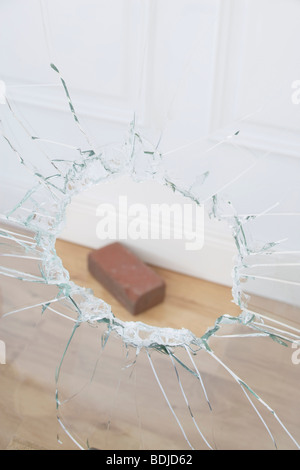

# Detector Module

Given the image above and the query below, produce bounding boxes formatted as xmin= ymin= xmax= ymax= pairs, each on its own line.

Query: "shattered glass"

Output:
xmin=0 ymin=0 xmax=300 ymax=450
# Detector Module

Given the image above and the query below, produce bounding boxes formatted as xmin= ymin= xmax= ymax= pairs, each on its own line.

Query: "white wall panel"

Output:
xmin=1 ymin=0 xmax=299 ymax=288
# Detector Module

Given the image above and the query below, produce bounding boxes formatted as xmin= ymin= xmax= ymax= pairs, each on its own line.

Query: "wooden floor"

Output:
xmin=55 ymin=239 xmax=241 ymax=338
xmin=2 ymin=240 xmax=299 ymax=450
xmin=2 ymin=239 xmax=241 ymax=450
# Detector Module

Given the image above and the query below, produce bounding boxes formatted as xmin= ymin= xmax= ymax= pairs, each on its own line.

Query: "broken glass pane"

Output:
xmin=0 ymin=0 xmax=300 ymax=450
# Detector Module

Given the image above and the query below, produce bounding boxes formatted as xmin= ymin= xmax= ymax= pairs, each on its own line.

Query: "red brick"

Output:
xmin=88 ymin=242 xmax=166 ymax=315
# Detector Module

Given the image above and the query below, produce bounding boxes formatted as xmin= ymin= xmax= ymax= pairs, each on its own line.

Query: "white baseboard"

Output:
xmin=3 ymin=177 xmax=300 ymax=308
xmin=0 ymin=176 xmax=236 ymax=287
xmin=59 ymin=187 xmax=236 ymax=287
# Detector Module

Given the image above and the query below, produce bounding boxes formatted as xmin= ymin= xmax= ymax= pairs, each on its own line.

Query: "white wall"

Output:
xmin=1 ymin=0 xmax=300 ymax=287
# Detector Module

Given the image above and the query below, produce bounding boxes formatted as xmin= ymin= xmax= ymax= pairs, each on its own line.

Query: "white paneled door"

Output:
xmin=1 ymin=0 xmax=299 ymax=287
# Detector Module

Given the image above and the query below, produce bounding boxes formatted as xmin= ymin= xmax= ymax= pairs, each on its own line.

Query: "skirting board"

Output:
xmin=2 ymin=178 xmax=300 ymax=307
xmin=60 ymin=191 xmax=236 ymax=288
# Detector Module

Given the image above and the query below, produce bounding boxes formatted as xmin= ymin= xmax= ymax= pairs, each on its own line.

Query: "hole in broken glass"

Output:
xmin=55 ymin=176 xmax=240 ymax=336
